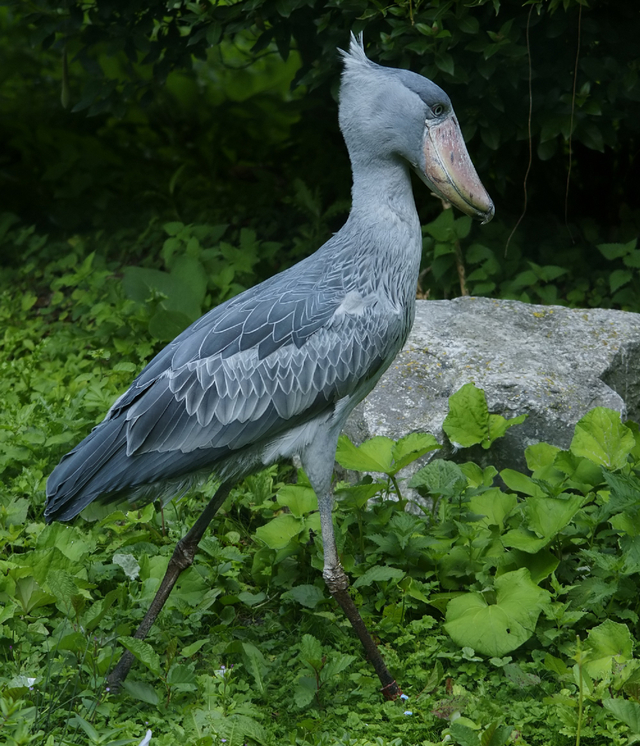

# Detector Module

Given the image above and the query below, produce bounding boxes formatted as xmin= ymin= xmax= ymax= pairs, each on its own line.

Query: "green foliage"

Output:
xmin=122 ymin=221 xmax=279 ymax=340
xmin=3 ymin=1 xmax=640 ymax=311
xmin=5 ymin=240 xmax=640 ymax=743
xmin=0 ymin=344 xmax=640 ymax=746
xmin=444 ymin=568 xmax=550 ymax=657
xmin=442 ymin=383 xmax=527 ymax=449
xmin=3 ymin=4 xmax=640 ymax=741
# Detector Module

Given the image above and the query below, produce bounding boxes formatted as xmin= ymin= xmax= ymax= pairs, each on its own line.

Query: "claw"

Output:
xmin=381 ymin=680 xmax=402 ymax=700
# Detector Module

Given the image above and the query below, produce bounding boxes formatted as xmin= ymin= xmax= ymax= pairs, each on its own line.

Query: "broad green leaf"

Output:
xmin=502 ymin=528 xmax=548 ymax=554
xmin=282 ymin=584 xmax=324 ymax=608
xmin=148 ymin=308 xmax=193 ymax=341
xmin=167 ymin=664 xmax=197 ymax=687
xmin=353 ymin=565 xmax=405 ymax=589
xmin=610 ymin=512 xmax=640 ymax=538
xmin=610 ymin=268 xmax=632 ymax=293
xmin=335 ymin=435 xmax=394 ymax=473
xmin=182 ymin=639 xmax=208 ymax=657
xmin=163 ymin=221 xmax=184 ymax=236
xmin=409 ymin=459 xmax=466 ymax=496
xmin=523 ymin=495 xmax=584 ymax=540
xmin=57 ymin=632 xmax=87 ymax=653
xmin=122 ymin=266 xmax=202 ymax=320
xmin=454 ymin=215 xmax=472 ymax=240
xmin=255 ymin=513 xmax=303 ymax=549
xmin=69 ymin=715 xmax=99 ymax=742
xmin=238 ymin=591 xmax=267 ymax=606
xmin=424 ymin=660 xmax=445 ymax=692
xmin=14 ymin=576 xmax=56 ymax=613
xmin=449 ymin=722 xmax=481 ymax=746
xmin=405 ymin=577 xmax=430 ymax=603
xmin=544 ymin=653 xmax=570 ymax=677
xmin=276 ymin=484 xmax=317 ymax=517
xmin=0 ymin=495 xmax=28 ymax=527
xmin=435 ymin=52 xmax=454 ymax=76
xmin=390 ymin=432 xmax=441 ymax=474
xmin=503 ymin=664 xmax=540 ymax=689
xmin=553 ymin=450 xmax=603 ymax=489
xmin=621 ymin=536 xmax=640 ymax=572
xmin=504 ymin=548 xmax=559 ymax=583
xmin=171 ymin=255 xmax=207 ymax=306
xmin=425 ymin=208 xmax=455 ymax=241
xmin=469 ymin=489 xmax=517 ymax=529
xmin=602 ymin=470 xmax=640 ymax=515
xmin=0 ymin=603 xmax=15 ymax=625
xmin=11 ymin=547 xmax=81 ymax=586
xmin=597 ymin=239 xmax=636 ymax=260
xmin=603 ymin=698 xmax=640 ymax=733
xmin=480 ymin=722 xmax=513 ymax=746
xmin=216 ymin=714 xmax=267 ymax=746
xmin=500 ymin=469 xmax=545 ymax=497
xmin=584 ymin=620 xmax=633 ymax=679
xmin=119 ymin=637 xmax=162 ymax=677
xmin=485 ymin=413 xmax=527 ymax=448
xmin=47 ymin=570 xmax=79 ymax=608
xmin=570 ymin=408 xmax=634 ymax=469
xmin=460 ymin=462 xmax=498 ymax=488
xmin=126 ymin=503 xmax=155 ymax=524
xmin=36 ymin=522 xmax=96 ymax=562
xmin=334 ymin=481 xmax=384 ymax=509
xmin=459 ymin=14 xmax=480 ymax=33
xmin=294 ymin=676 xmax=317 ymax=708
xmin=303 ymin=512 xmax=321 ymax=537
xmin=624 ymin=250 xmax=640 ymax=269
xmin=445 ymin=568 xmax=550 ymax=657
xmin=82 ymin=588 xmax=121 ymax=632
xmin=321 ymin=654 xmax=357 ymax=682
xmin=299 ymin=634 xmax=323 ymax=670
xmin=112 ymin=361 xmax=137 ymax=373
xmin=444 ymin=383 xmax=488 ymax=447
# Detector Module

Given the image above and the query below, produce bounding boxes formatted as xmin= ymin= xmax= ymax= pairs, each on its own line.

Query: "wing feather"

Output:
xmin=48 ymin=244 xmax=408 ymax=520
xmin=124 ymin=298 xmax=395 ymax=458
xmin=49 ymin=252 xmax=402 ymax=518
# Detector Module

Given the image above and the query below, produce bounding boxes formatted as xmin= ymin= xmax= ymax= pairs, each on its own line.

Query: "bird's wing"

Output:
xmin=111 ymin=281 xmax=399 ymax=458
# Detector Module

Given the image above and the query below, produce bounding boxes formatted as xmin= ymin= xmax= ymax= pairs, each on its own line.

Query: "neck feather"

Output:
xmin=350 ymin=156 xmax=417 ymax=222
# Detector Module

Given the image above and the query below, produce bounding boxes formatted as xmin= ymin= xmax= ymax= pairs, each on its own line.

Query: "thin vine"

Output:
xmin=564 ymin=2 xmax=583 ymax=242
xmin=505 ymin=4 xmax=534 ymax=255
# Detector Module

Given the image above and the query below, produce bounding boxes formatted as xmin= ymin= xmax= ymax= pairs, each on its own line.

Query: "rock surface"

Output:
xmin=346 ymin=297 xmax=640 ymax=473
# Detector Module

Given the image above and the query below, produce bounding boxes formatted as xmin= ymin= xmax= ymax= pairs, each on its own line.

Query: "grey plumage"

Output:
xmin=46 ymin=232 xmax=399 ymax=520
xmin=46 ymin=35 xmax=493 ymax=528
xmin=47 ymin=34 xmax=494 ymax=698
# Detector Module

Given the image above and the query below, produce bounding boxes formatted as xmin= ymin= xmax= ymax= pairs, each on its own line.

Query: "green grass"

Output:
xmin=3 ymin=227 xmax=640 ymax=746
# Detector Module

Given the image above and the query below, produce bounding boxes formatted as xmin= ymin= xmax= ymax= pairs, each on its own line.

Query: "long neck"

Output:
xmin=350 ymin=155 xmax=418 ymax=224
xmin=337 ymin=155 xmax=422 ymax=305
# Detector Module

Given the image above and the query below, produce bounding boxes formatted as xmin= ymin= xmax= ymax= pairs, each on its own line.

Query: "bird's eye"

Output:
xmin=432 ymin=104 xmax=445 ymax=117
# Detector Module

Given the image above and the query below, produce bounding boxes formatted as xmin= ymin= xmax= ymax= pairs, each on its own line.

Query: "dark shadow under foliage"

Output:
xmin=1 ymin=0 xmax=639 ymax=306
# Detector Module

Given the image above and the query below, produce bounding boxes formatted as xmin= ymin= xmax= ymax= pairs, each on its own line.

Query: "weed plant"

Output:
xmin=4 ymin=223 xmax=640 ymax=745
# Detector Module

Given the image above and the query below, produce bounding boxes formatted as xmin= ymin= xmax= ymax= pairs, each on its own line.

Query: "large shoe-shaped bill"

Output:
xmin=417 ymin=115 xmax=494 ymax=224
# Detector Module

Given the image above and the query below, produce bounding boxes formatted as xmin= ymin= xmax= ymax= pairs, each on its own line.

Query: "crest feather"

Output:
xmin=339 ymin=32 xmax=371 ymax=68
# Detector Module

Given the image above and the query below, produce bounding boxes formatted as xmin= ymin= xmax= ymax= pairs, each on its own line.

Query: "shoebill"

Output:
xmin=46 ymin=34 xmax=494 ymax=699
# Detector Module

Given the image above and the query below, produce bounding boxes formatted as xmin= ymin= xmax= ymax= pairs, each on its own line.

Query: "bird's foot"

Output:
xmin=380 ymin=680 xmax=402 ymax=701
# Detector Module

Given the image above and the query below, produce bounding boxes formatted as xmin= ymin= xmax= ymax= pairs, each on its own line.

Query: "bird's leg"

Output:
xmin=107 ymin=482 xmax=232 ymax=691
xmin=311 ymin=474 xmax=401 ymax=701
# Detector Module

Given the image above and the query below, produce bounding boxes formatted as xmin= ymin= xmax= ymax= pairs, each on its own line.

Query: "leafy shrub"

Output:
xmin=4 ymin=276 xmax=640 ymax=746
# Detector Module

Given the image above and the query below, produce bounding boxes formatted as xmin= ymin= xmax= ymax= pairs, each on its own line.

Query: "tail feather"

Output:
xmin=45 ymin=417 xmax=231 ymax=523
xmin=45 ymin=419 xmax=130 ymax=522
